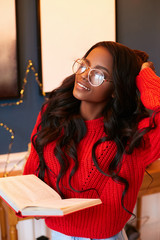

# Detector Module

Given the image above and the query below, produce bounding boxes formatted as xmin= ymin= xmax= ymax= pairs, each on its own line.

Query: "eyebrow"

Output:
xmin=84 ymin=59 xmax=110 ymax=74
xmin=94 ymin=65 xmax=110 ymax=74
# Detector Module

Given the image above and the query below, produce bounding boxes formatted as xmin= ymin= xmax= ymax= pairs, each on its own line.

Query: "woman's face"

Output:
xmin=73 ymin=46 xmax=114 ymax=105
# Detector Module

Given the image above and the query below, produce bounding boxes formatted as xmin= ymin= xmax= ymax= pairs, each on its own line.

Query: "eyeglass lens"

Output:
xmin=89 ymin=69 xmax=104 ymax=86
xmin=73 ymin=59 xmax=105 ymax=86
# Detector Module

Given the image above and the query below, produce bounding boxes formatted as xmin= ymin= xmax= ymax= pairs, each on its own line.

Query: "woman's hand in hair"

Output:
xmin=141 ymin=61 xmax=156 ymax=72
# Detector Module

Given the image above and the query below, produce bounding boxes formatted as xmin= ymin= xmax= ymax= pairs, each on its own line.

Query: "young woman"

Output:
xmin=23 ymin=41 xmax=160 ymax=240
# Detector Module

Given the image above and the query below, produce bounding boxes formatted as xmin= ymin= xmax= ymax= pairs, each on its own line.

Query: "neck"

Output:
xmin=80 ymin=102 xmax=106 ymax=120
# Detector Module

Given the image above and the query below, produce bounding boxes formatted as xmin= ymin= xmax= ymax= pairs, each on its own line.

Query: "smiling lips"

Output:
xmin=77 ymin=82 xmax=90 ymax=91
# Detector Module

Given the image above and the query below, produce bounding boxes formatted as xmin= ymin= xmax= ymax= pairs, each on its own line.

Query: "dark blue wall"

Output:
xmin=0 ymin=0 xmax=45 ymax=154
xmin=0 ymin=0 xmax=160 ymax=154
xmin=116 ymin=0 xmax=160 ymax=75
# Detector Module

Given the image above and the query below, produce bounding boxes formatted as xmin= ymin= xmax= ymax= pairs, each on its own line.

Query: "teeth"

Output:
xmin=78 ymin=82 xmax=90 ymax=91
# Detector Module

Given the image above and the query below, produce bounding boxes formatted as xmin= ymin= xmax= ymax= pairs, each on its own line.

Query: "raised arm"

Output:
xmin=136 ymin=63 xmax=160 ymax=166
xmin=136 ymin=62 xmax=160 ymax=110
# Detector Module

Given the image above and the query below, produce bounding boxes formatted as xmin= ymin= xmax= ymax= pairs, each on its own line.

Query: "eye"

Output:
xmin=73 ymin=59 xmax=87 ymax=74
xmin=79 ymin=63 xmax=86 ymax=72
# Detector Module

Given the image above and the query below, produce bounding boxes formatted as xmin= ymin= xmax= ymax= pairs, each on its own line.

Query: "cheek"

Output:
xmin=93 ymin=84 xmax=114 ymax=102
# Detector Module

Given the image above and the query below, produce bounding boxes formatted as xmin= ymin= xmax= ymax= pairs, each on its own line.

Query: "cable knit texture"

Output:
xmin=136 ymin=67 xmax=160 ymax=109
xmin=24 ymin=68 xmax=160 ymax=239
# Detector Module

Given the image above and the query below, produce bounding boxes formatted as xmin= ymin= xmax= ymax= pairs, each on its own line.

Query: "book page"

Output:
xmin=0 ymin=175 xmax=61 ymax=210
xmin=21 ymin=198 xmax=102 ymax=216
xmin=23 ymin=198 xmax=101 ymax=209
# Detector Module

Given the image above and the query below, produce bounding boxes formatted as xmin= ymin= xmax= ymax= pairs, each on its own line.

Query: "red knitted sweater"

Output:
xmin=24 ymin=68 xmax=160 ymax=238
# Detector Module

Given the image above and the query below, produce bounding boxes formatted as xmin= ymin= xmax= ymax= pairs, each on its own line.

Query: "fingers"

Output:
xmin=141 ymin=61 xmax=156 ymax=72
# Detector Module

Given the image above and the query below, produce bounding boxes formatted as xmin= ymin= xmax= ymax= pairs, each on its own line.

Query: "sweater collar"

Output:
xmin=84 ymin=117 xmax=104 ymax=130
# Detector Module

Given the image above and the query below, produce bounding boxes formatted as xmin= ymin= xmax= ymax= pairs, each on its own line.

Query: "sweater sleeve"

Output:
xmin=138 ymin=111 xmax=160 ymax=167
xmin=136 ymin=67 xmax=160 ymax=110
xmin=23 ymin=111 xmax=42 ymax=176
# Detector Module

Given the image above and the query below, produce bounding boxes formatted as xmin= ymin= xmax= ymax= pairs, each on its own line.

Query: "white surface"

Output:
xmin=39 ymin=0 xmax=116 ymax=93
xmin=17 ymin=219 xmax=51 ymax=240
xmin=130 ymin=193 xmax=160 ymax=240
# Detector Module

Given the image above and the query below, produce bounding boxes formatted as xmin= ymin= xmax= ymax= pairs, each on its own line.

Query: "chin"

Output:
xmin=73 ymin=89 xmax=82 ymax=101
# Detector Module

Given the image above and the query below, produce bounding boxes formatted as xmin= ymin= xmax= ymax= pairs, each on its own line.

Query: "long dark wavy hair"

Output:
xmin=32 ymin=41 xmax=155 ymax=215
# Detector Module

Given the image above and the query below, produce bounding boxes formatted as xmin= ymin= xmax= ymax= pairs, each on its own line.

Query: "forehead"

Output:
xmin=85 ymin=46 xmax=113 ymax=71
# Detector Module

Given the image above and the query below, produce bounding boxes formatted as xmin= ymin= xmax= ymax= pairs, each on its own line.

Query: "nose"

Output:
xmin=81 ymin=68 xmax=89 ymax=81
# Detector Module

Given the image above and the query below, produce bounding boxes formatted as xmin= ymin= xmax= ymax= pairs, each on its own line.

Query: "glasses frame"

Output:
xmin=72 ymin=58 xmax=113 ymax=87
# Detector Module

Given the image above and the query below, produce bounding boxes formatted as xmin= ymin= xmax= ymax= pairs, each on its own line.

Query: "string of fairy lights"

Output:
xmin=0 ymin=60 xmax=46 ymax=177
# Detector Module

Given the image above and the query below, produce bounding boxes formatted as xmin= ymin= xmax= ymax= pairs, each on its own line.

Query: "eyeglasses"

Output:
xmin=72 ymin=58 xmax=112 ymax=87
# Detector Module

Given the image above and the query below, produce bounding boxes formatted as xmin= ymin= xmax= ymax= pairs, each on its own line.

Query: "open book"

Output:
xmin=0 ymin=174 xmax=102 ymax=217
